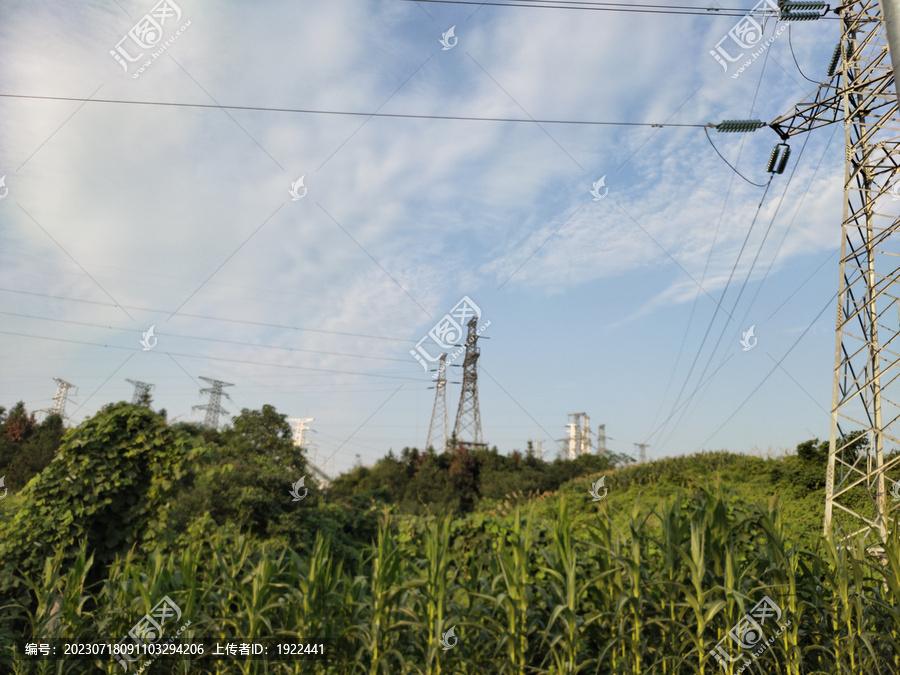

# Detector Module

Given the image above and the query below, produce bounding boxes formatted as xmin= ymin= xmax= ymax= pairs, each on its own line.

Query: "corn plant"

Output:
xmin=536 ymin=497 xmax=598 ymax=674
xmin=350 ymin=510 xmax=417 ymax=674
xmin=3 ymin=480 xmax=900 ymax=674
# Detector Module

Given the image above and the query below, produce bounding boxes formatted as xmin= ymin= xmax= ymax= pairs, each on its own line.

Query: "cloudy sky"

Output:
xmin=0 ymin=0 xmax=850 ymax=476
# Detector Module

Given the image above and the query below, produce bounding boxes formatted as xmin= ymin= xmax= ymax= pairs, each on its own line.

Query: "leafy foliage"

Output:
xmin=168 ymin=404 xmax=309 ymax=541
xmin=2 ymin=404 xmax=899 ymax=673
xmin=2 ymin=487 xmax=899 ymax=674
xmin=0 ymin=402 xmax=192 ymax=594
xmin=328 ymin=444 xmax=631 ymax=517
xmin=0 ymin=403 xmax=65 ymax=492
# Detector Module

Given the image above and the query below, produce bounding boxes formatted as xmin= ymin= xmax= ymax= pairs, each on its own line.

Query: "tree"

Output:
xmin=0 ymin=404 xmax=65 ymax=493
xmin=3 ymin=402 xmax=35 ymax=443
xmin=0 ymin=402 xmax=192 ymax=593
xmin=169 ymin=405 xmax=310 ymax=540
xmin=449 ymin=445 xmax=478 ymax=512
xmin=797 ymin=438 xmax=829 ymax=464
xmin=221 ymin=404 xmax=303 ymax=472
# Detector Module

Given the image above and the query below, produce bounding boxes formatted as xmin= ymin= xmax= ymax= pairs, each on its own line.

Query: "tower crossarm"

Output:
xmin=769 ymin=78 xmax=846 ymax=140
xmin=769 ymin=5 xmax=896 ymax=141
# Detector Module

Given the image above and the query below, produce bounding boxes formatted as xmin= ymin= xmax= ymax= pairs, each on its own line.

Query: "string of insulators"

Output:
xmin=778 ymin=0 xmax=825 ymax=19
xmin=826 ymin=42 xmax=841 ymax=76
xmin=716 ymin=120 xmax=766 ymax=133
xmin=766 ymin=144 xmax=791 ymax=174
xmin=780 ymin=9 xmax=822 ymax=19
xmin=781 ymin=1 xmax=826 ymax=9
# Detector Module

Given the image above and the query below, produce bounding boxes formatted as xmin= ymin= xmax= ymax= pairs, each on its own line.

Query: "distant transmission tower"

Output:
xmin=288 ymin=417 xmax=333 ymax=487
xmin=307 ymin=447 xmax=334 ymax=488
xmin=41 ymin=378 xmax=76 ymax=420
xmin=287 ymin=417 xmax=315 ymax=448
xmin=597 ymin=424 xmax=608 ymax=454
xmin=453 ymin=317 xmax=487 ymax=451
xmin=761 ymin=0 xmax=900 ymax=542
xmin=192 ymin=377 xmax=234 ymax=430
xmin=126 ymin=379 xmax=154 ymax=406
xmin=426 ymin=354 xmax=449 ymax=451
xmin=579 ymin=413 xmax=592 ymax=455
xmin=564 ymin=421 xmax=578 ymax=459
xmin=634 ymin=443 xmax=649 ymax=464
xmin=529 ymin=439 xmax=546 ymax=460
xmin=564 ymin=413 xmax=592 ymax=458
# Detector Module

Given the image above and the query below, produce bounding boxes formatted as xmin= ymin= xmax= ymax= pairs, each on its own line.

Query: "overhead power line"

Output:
xmin=0 ymin=93 xmax=712 ymax=128
xmin=0 ymin=287 xmax=410 ymax=344
xmin=0 ymin=329 xmax=426 ymax=383
xmin=0 ymin=309 xmax=411 ymax=364
xmin=399 ymin=0 xmax=839 ymax=17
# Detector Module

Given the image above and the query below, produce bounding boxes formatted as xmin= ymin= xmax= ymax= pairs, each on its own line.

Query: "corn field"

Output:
xmin=3 ymin=484 xmax=899 ymax=674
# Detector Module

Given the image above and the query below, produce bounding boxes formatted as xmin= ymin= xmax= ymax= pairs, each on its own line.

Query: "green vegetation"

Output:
xmin=0 ymin=403 xmax=66 ymax=493
xmin=0 ymin=401 xmax=898 ymax=673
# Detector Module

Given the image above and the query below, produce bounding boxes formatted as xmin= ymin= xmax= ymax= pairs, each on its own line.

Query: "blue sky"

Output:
xmin=0 ymin=0 xmax=851 ymax=477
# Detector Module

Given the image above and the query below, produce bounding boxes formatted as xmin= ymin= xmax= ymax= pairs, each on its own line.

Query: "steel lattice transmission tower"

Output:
xmin=564 ymin=413 xmax=592 ymax=458
xmin=564 ymin=421 xmax=577 ymax=459
xmin=453 ymin=318 xmax=487 ymax=451
xmin=126 ymin=379 xmax=154 ymax=407
xmin=528 ymin=439 xmax=547 ymax=460
xmin=634 ymin=443 xmax=649 ymax=464
xmin=765 ymin=0 xmax=900 ymax=541
xmin=287 ymin=417 xmax=315 ymax=449
xmin=597 ymin=424 xmax=608 ymax=454
xmin=40 ymin=378 xmax=76 ymax=420
xmin=426 ymin=353 xmax=450 ymax=451
xmin=287 ymin=417 xmax=333 ymax=487
xmin=192 ymin=377 xmax=234 ymax=430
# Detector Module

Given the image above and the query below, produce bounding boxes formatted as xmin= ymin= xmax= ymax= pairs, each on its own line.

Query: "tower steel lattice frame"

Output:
xmin=453 ymin=318 xmax=486 ymax=451
xmin=288 ymin=417 xmax=333 ymax=487
xmin=126 ymin=379 xmax=154 ymax=406
xmin=287 ymin=417 xmax=315 ymax=449
xmin=635 ymin=443 xmax=649 ymax=464
xmin=567 ymin=413 xmax=593 ymax=457
xmin=565 ymin=421 xmax=578 ymax=459
xmin=769 ymin=0 xmax=900 ymax=542
xmin=43 ymin=378 xmax=76 ymax=420
xmin=192 ymin=376 xmax=234 ymax=430
xmin=598 ymin=424 xmax=608 ymax=454
xmin=426 ymin=353 xmax=450 ymax=451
